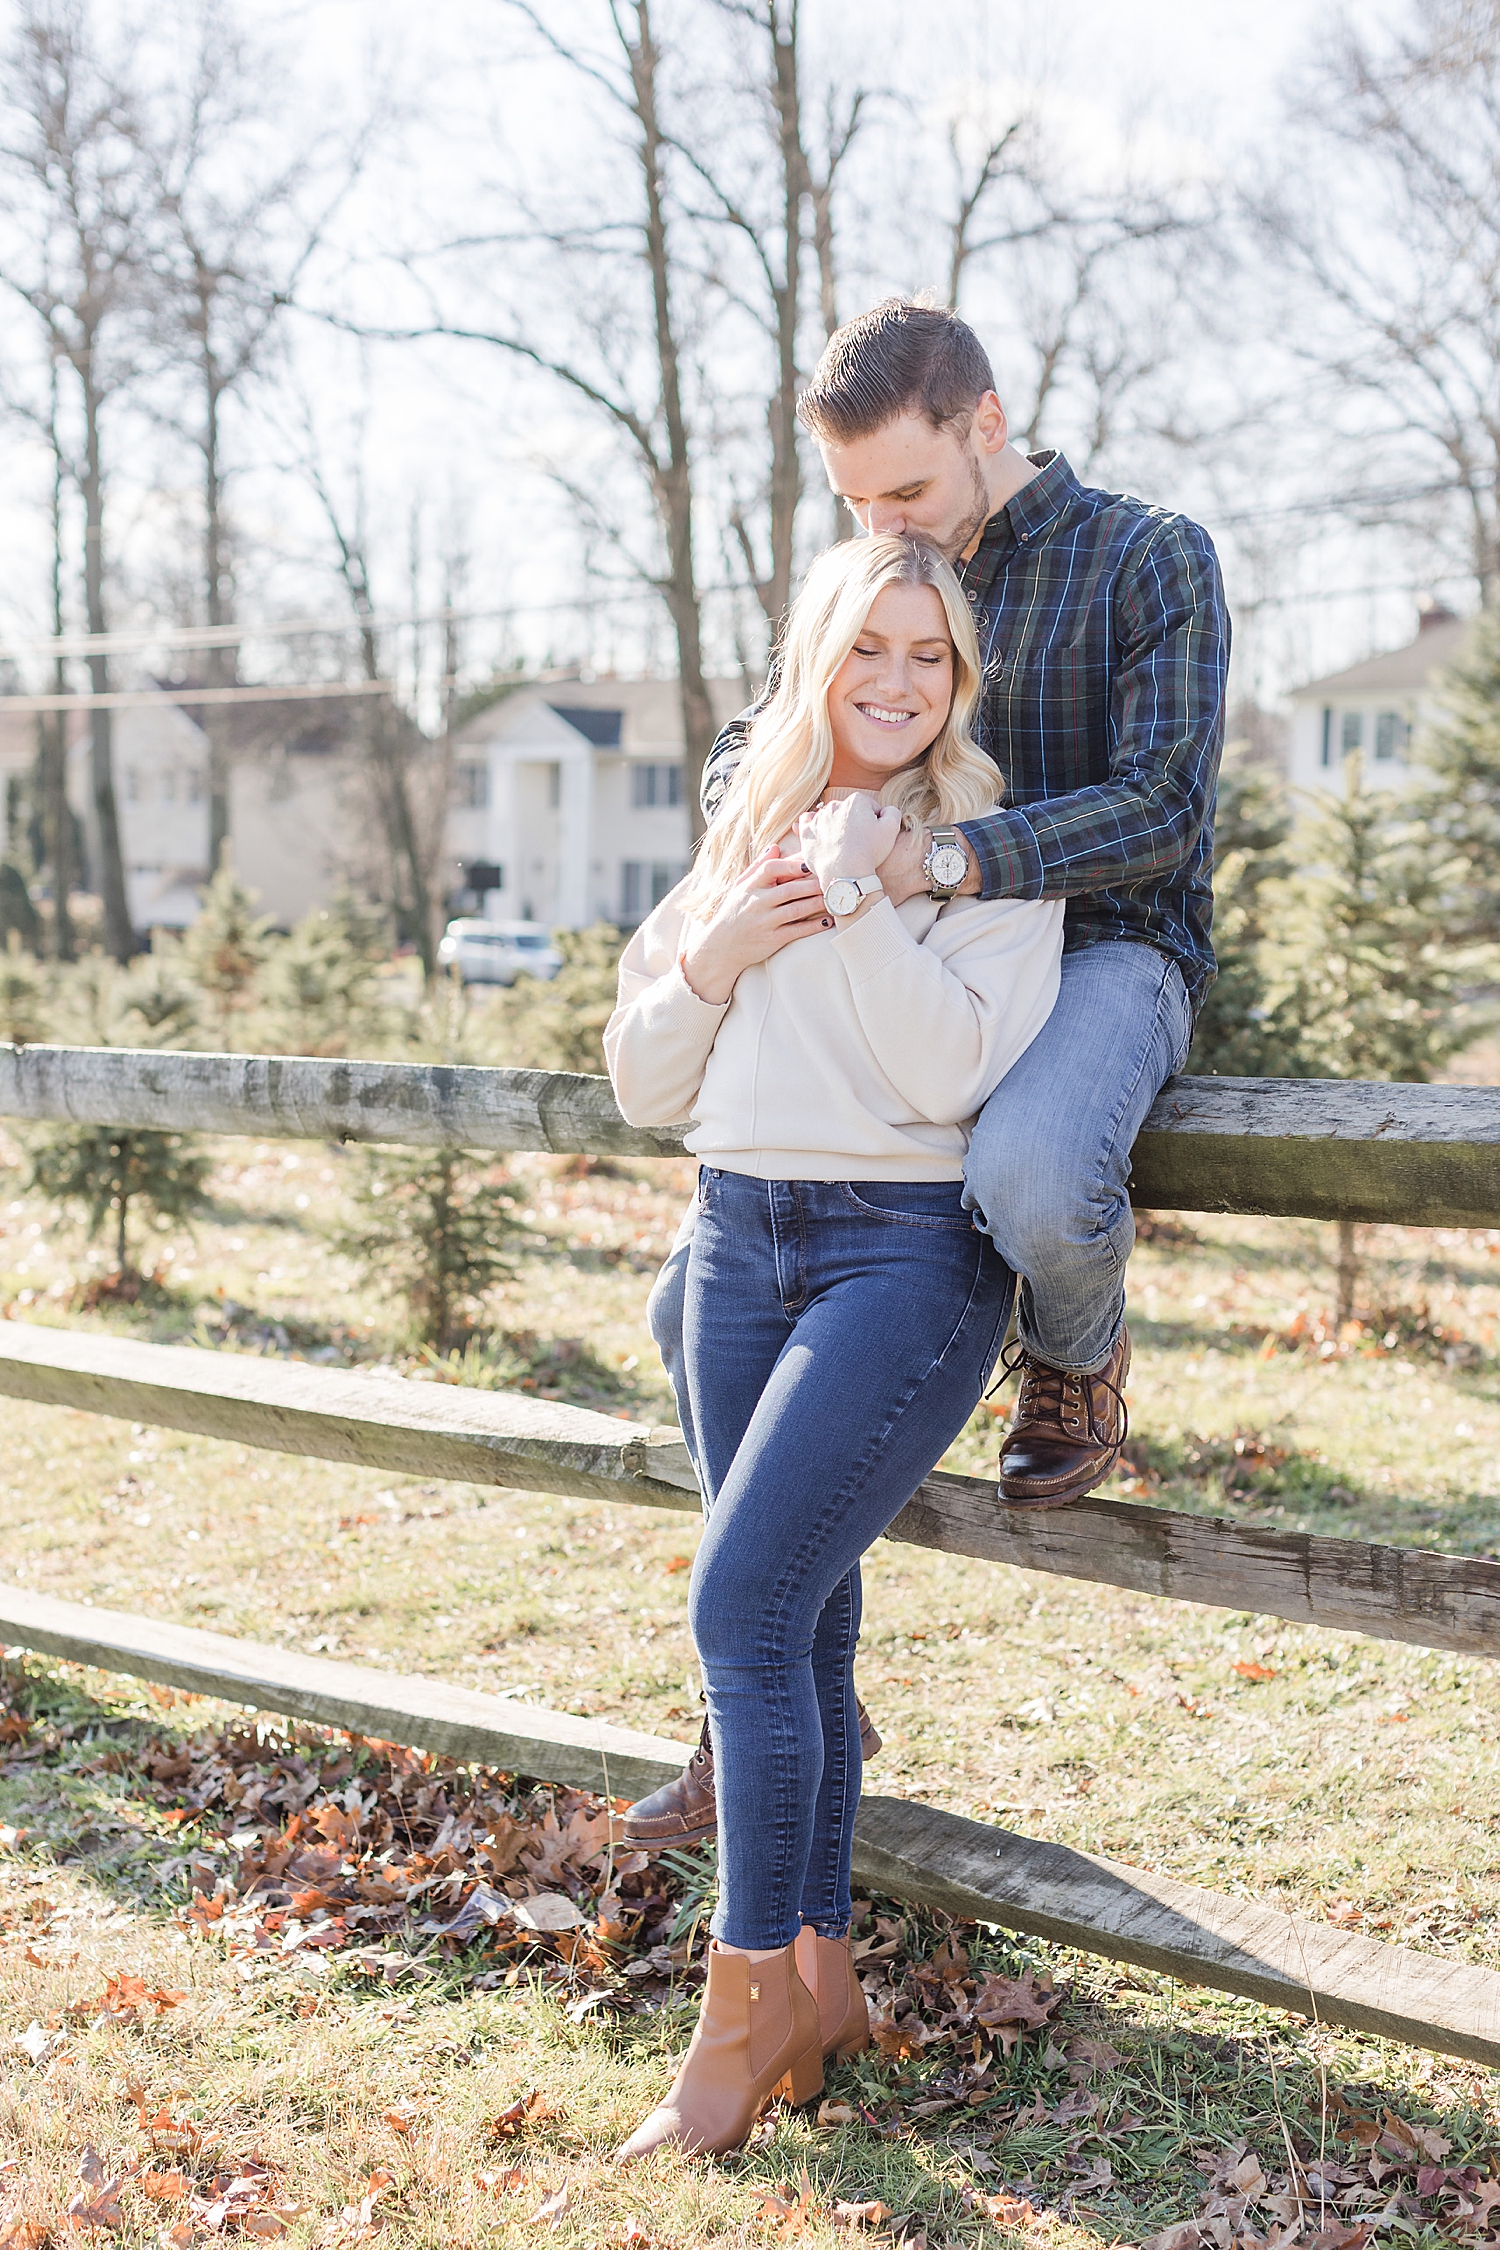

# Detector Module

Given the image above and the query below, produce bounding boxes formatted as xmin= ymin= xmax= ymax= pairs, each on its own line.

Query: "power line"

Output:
xmin=0 ymin=679 xmax=398 ymax=716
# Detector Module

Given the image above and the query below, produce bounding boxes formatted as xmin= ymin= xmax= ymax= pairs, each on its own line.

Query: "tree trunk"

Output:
xmin=42 ymin=384 xmax=75 ymax=961
xmin=629 ymin=1 xmax=714 ymax=838
xmin=201 ymin=359 xmax=235 ymax=873
xmin=80 ymin=374 xmax=133 ymax=963
xmin=115 ymin=1183 xmax=130 ymax=1279
xmin=1334 ymin=1217 xmax=1359 ymax=1330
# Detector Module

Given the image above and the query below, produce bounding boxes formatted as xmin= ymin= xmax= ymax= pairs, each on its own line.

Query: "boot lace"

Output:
xmin=989 ymin=1339 xmax=1129 ymax=1451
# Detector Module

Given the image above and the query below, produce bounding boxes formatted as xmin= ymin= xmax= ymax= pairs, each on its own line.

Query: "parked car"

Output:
xmin=438 ymin=919 xmax=564 ymax=987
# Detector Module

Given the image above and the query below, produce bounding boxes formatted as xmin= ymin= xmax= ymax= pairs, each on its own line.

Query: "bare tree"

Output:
xmin=0 ymin=0 xmax=150 ymax=961
xmin=687 ymin=1 xmax=867 ymax=625
xmin=37 ymin=357 xmax=75 ymax=960
xmin=144 ymin=0 xmax=368 ymax=866
xmin=1255 ymin=0 xmax=1500 ymax=605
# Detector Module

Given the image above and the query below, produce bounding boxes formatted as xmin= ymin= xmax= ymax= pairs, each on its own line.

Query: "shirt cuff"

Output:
xmin=957 ymin=807 xmax=1046 ymax=900
xmin=830 ymin=896 xmax=911 ymax=982
xmin=661 ymin=959 xmax=732 ymax=1018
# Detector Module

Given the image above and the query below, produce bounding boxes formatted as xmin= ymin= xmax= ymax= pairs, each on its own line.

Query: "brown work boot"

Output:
xmin=997 ymin=1325 xmax=1131 ymax=1509
xmin=614 ymin=1937 xmax=823 ymax=2162
xmin=621 ymin=1703 xmax=883 ymax=1854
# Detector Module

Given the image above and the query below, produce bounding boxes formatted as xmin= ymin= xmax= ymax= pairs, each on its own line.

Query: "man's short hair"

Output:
xmin=798 ymin=299 xmax=996 ymax=444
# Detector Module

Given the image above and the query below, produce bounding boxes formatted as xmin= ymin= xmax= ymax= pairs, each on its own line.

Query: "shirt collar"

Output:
xmin=963 ymin=450 xmax=1078 ymax=580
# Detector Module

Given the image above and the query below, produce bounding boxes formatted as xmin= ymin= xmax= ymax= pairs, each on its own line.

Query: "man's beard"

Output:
xmin=943 ymin=451 xmax=993 ymax=563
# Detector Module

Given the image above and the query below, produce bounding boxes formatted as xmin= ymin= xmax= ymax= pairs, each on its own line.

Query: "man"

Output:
xmin=623 ymin=296 xmax=1227 ymax=1850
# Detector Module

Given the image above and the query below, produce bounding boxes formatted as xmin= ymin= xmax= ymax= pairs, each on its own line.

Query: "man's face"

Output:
xmin=818 ymin=399 xmax=1004 ymax=562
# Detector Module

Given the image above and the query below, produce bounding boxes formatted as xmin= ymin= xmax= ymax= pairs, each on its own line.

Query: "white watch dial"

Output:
xmin=929 ymin=844 xmax=968 ymax=888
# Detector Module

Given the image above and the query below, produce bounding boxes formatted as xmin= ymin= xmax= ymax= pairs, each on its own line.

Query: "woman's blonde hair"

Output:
xmin=682 ymin=534 xmax=998 ymax=916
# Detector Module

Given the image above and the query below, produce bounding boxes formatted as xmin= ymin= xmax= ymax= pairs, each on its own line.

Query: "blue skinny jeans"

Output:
xmin=650 ymin=940 xmax=1193 ymax=1468
xmin=683 ymin=1168 xmax=1014 ymax=1950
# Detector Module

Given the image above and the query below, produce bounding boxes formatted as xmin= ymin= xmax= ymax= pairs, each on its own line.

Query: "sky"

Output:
xmin=0 ymin=0 xmax=1451 ymax=716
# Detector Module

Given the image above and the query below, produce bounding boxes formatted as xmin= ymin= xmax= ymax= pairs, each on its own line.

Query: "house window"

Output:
xmin=547 ymin=762 xmax=562 ymax=809
xmin=1340 ymin=711 xmax=1364 ymax=753
xmin=631 ymin=762 xmax=684 ymax=809
xmin=1320 ymin=708 xmax=1332 ymax=768
xmin=125 ymin=768 xmax=141 ymax=802
xmin=1375 ymin=710 xmax=1408 ymax=762
xmin=621 ymin=861 xmax=688 ymax=922
xmin=187 ymin=768 xmax=205 ymax=804
xmin=455 ymin=761 xmax=489 ymax=809
xmin=161 ymin=769 xmax=177 ymax=803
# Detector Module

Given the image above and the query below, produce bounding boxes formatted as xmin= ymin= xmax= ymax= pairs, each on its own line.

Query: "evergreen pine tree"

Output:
xmin=1259 ymin=755 xmax=1490 ymax=1321
xmin=181 ymin=859 xmax=273 ymax=1048
xmin=483 ymin=923 xmax=623 ymax=1073
xmin=1411 ymin=608 xmax=1500 ymax=944
xmin=1188 ymin=764 xmax=1310 ymax=1078
xmin=31 ymin=941 xmax=209 ymax=1289
xmin=335 ymin=1146 xmax=518 ymax=1351
xmin=29 ymin=1125 xmax=213 ymax=1284
xmin=257 ymin=891 xmax=391 ymax=1056
xmin=0 ymin=932 xmax=47 ymax=1045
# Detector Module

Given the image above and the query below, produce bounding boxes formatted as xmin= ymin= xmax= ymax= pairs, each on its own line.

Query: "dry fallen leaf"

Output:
xmin=1234 ymin=1661 xmax=1277 ymax=1682
xmin=137 ymin=2171 xmax=190 ymax=2202
xmin=488 ymin=2090 xmax=554 ymax=2139
xmin=528 ymin=2182 xmax=573 ymax=2230
xmin=13 ymin=2023 xmax=55 ymax=2067
xmin=816 ymin=2100 xmax=856 ymax=2129
xmin=829 ymin=2199 xmax=892 ymax=2230
xmin=475 ymin=2169 xmax=527 ymax=2195
xmin=1141 ymin=2224 xmax=1203 ymax=2250
xmin=0 ymin=2222 xmax=50 ymax=2249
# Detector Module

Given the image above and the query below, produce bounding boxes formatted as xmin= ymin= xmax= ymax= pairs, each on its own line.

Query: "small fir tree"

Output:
xmin=181 ymin=858 xmax=273 ymax=1048
xmin=257 ymin=891 xmax=391 ymax=1056
xmin=0 ymin=931 xmax=47 ymax=1045
xmin=29 ymin=1125 xmax=213 ymax=1284
xmin=1188 ymin=765 xmax=1310 ymax=1078
xmin=1260 ymin=755 xmax=1490 ymax=1320
xmin=30 ymin=942 xmax=209 ymax=1288
xmin=335 ymin=1146 xmax=519 ymax=1351
xmin=484 ymin=923 xmax=623 ymax=1073
xmin=0 ymin=863 xmax=40 ymax=952
xmin=1411 ymin=608 xmax=1500 ymax=945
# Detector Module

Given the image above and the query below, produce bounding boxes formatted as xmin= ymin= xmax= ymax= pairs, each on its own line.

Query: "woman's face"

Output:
xmin=825 ymin=580 xmax=956 ymax=793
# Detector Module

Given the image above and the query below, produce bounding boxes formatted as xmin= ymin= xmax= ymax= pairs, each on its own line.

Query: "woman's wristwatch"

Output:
xmin=923 ymin=825 xmax=970 ymax=900
xmin=823 ymin=873 xmax=884 ymax=918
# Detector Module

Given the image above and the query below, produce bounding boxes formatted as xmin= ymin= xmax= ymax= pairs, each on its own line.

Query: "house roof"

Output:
xmin=457 ymin=673 xmax=751 ymax=754
xmin=1290 ymin=611 xmax=1472 ymax=700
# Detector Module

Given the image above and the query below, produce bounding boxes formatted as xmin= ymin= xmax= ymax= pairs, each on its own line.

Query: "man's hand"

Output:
xmin=880 ymin=821 xmax=983 ymax=905
xmin=679 ymin=850 xmax=829 ymax=1005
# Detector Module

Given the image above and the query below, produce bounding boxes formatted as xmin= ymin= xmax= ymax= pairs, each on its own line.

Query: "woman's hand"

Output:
xmin=797 ymin=795 xmax=904 ymax=894
xmin=679 ymin=849 xmax=830 ymax=1005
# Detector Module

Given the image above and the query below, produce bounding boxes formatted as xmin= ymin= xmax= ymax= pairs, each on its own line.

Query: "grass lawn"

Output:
xmin=2 ymin=1126 xmax=1499 ymax=2245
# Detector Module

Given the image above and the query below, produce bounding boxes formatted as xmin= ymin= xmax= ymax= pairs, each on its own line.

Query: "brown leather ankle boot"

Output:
xmin=793 ymin=1926 xmax=870 ymax=2060
xmin=998 ymin=1324 xmax=1131 ymax=1508
xmin=614 ymin=1938 xmax=823 ymax=2163
xmin=621 ymin=1703 xmax=883 ymax=1853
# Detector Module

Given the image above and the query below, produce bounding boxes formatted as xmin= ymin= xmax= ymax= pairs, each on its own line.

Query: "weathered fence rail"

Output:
xmin=8 ymin=1584 xmax=1500 ymax=2067
xmin=3 ymin=1043 xmax=1500 ymax=2063
xmin=4 ymin=1043 xmax=1500 ymax=1226
xmin=3 ymin=1323 xmax=1499 ymax=1661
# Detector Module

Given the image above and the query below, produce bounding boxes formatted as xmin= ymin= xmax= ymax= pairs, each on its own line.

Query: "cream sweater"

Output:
xmin=604 ymin=847 xmax=1064 ymax=1182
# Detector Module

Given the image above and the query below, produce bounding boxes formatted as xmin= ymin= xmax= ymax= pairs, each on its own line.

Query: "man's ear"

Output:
xmin=972 ymin=391 xmax=1009 ymax=456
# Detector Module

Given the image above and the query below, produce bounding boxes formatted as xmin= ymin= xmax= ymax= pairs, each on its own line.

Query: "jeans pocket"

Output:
xmin=837 ymin=1180 xmax=975 ymax=1230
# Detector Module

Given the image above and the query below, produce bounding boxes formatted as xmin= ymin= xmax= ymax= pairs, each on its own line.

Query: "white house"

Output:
xmin=446 ymin=674 xmax=749 ymax=927
xmin=74 ymin=703 xmax=213 ymax=929
xmin=1287 ymin=602 xmax=1472 ymax=799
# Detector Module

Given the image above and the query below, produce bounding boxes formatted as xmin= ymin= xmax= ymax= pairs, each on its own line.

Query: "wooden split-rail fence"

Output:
xmin=2 ymin=1043 xmax=1500 ymax=2066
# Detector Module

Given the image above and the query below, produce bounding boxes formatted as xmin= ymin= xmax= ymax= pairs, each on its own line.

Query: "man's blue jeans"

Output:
xmin=684 ymin=1170 xmax=1014 ymax=1948
xmin=648 ymin=940 xmax=1193 ymax=1463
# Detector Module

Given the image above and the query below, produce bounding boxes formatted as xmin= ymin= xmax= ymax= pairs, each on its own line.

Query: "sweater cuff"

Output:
xmin=830 ymin=896 xmax=912 ymax=983
xmin=655 ymin=959 xmax=731 ymax=1022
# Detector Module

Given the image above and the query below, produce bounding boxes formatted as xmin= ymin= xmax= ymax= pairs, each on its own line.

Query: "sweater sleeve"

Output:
xmin=603 ymin=893 xmax=730 ymax=1128
xmin=830 ymin=893 xmax=1063 ymax=1126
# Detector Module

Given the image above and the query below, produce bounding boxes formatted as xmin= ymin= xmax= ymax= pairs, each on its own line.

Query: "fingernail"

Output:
xmin=822 ymin=917 xmax=833 ymax=927
xmin=801 ymin=863 xmax=811 ymax=873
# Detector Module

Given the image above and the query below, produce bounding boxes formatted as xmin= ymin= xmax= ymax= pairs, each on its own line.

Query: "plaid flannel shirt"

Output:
xmin=702 ymin=450 xmax=1230 ymax=1008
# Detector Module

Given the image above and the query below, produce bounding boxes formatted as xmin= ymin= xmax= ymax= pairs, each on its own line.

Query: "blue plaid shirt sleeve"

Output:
xmin=956 ymin=516 xmax=1229 ymax=901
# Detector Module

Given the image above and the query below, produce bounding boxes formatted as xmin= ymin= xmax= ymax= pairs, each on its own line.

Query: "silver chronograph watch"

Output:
xmin=923 ymin=824 xmax=970 ymax=901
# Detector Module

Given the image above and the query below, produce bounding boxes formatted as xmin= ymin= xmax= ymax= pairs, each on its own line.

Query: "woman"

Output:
xmin=604 ymin=534 xmax=1063 ymax=2161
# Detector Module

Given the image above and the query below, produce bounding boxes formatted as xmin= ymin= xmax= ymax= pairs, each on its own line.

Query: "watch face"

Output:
xmin=929 ymin=843 xmax=967 ymax=888
xmin=825 ymin=879 xmax=860 ymax=916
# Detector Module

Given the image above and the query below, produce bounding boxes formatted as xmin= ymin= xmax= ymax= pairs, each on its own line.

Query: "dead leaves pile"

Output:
xmin=62 ymin=1719 xmax=698 ymax=2000
xmin=853 ymin=1921 xmax=1067 ymax=2110
xmin=1145 ymin=2101 xmax=1500 ymax=2250
xmin=0 ymin=2137 xmax=304 ymax=2243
